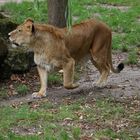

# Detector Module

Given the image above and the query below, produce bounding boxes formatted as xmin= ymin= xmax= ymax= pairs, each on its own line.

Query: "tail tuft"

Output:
xmin=117 ymin=63 xmax=124 ymax=72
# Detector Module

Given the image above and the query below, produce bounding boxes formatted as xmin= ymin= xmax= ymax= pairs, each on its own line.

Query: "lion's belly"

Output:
xmin=65 ymin=33 xmax=93 ymax=60
xmin=67 ymin=43 xmax=91 ymax=61
xmin=34 ymin=53 xmax=53 ymax=71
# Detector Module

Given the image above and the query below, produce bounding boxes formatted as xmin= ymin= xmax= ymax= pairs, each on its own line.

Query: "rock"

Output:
xmin=0 ymin=15 xmax=17 ymax=38
xmin=5 ymin=47 xmax=34 ymax=73
xmin=0 ymin=46 xmax=34 ymax=80
xmin=0 ymin=62 xmax=12 ymax=80
xmin=0 ymin=36 xmax=11 ymax=80
xmin=0 ymin=36 xmax=8 ymax=64
xmin=0 ymin=14 xmax=34 ymax=80
xmin=0 ymin=13 xmax=6 ymax=19
xmin=0 ymin=19 xmax=17 ymax=38
xmin=0 ymin=45 xmax=34 ymax=80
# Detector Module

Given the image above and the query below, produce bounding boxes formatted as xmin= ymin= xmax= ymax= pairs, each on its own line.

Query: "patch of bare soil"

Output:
xmin=100 ymin=4 xmax=130 ymax=12
xmin=137 ymin=17 xmax=140 ymax=23
xmin=11 ymin=126 xmax=42 ymax=136
xmin=0 ymin=52 xmax=140 ymax=106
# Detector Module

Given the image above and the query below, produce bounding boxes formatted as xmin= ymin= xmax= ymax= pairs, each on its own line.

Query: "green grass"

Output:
xmin=127 ymin=49 xmax=138 ymax=64
xmin=48 ymin=72 xmax=62 ymax=86
xmin=0 ymin=72 xmax=62 ymax=100
xmin=0 ymin=0 xmax=140 ymax=139
xmin=94 ymin=129 xmax=133 ymax=140
xmin=0 ymin=1 xmax=48 ymax=23
xmin=0 ymin=87 xmax=9 ymax=99
xmin=0 ymin=98 xmax=139 ymax=139
xmin=16 ymin=84 xmax=29 ymax=95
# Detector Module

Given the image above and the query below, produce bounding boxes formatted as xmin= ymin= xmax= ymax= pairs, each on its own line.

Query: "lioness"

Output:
xmin=9 ymin=18 xmax=124 ymax=98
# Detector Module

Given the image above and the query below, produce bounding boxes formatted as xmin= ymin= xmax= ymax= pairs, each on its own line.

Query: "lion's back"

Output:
xmin=63 ymin=19 xmax=111 ymax=60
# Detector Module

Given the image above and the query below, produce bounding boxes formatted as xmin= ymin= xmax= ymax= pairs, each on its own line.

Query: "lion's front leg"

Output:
xmin=32 ymin=66 xmax=47 ymax=98
xmin=63 ymin=58 xmax=79 ymax=89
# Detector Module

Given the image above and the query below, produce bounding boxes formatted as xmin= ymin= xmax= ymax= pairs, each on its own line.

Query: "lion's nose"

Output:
xmin=8 ymin=32 xmax=11 ymax=36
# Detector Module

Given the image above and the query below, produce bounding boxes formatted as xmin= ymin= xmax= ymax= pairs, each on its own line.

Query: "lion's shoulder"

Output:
xmin=35 ymin=24 xmax=64 ymax=39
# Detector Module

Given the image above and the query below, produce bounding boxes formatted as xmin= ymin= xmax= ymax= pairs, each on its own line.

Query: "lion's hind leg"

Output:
xmin=95 ymin=66 xmax=110 ymax=87
xmin=63 ymin=58 xmax=79 ymax=89
xmin=90 ymin=49 xmax=110 ymax=87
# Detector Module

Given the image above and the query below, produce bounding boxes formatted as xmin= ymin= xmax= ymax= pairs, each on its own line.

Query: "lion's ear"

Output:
xmin=25 ymin=18 xmax=34 ymax=23
xmin=26 ymin=24 xmax=35 ymax=34
xmin=31 ymin=24 xmax=35 ymax=33
xmin=25 ymin=18 xmax=35 ymax=34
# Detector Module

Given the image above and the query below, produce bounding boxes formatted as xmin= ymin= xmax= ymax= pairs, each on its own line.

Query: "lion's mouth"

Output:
xmin=9 ymin=37 xmax=20 ymax=47
xmin=13 ymin=42 xmax=20 ymax=46
xmin=12 ymin=41 xmax=27 ymax=48
xmin=11 ymin=42 xmax=20 ymax=48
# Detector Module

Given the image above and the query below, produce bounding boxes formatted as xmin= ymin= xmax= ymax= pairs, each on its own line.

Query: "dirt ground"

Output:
xmin=0 ymin=52 xmax=140 ymax=106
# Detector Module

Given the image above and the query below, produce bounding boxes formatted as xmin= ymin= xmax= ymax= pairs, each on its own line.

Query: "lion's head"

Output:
xmin=8 ymin=18 xmax=35 ymax=47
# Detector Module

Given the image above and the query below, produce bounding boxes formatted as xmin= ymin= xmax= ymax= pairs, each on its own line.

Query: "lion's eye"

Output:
xmin=18 ymin=29 xmax=22 ymax=32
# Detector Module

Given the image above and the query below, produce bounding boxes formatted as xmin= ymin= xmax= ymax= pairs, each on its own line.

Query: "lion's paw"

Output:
xmin=95 ymin=81 xmax=106 ymax=88
xmin=72 ymin=83 xmax=79 ymax=89
xmin=32 ymin=92 xmax=46 ymax=99
xmin=64 ymin=83 xmax=79 ymax=89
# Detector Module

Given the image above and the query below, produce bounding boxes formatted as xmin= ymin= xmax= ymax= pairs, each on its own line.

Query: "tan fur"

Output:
xmin=9 ymin=18 xmax=123 ymax=98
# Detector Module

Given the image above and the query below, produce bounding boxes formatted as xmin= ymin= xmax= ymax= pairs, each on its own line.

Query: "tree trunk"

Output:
xmin=47 ymin=0 xmax=68 ymax=28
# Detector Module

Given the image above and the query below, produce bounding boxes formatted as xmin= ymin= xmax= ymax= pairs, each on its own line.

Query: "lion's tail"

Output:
xmin=109 ymin=33 xmax=124 ymax=73
xmin=111 ymin=63 xmax=124 ymax=73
